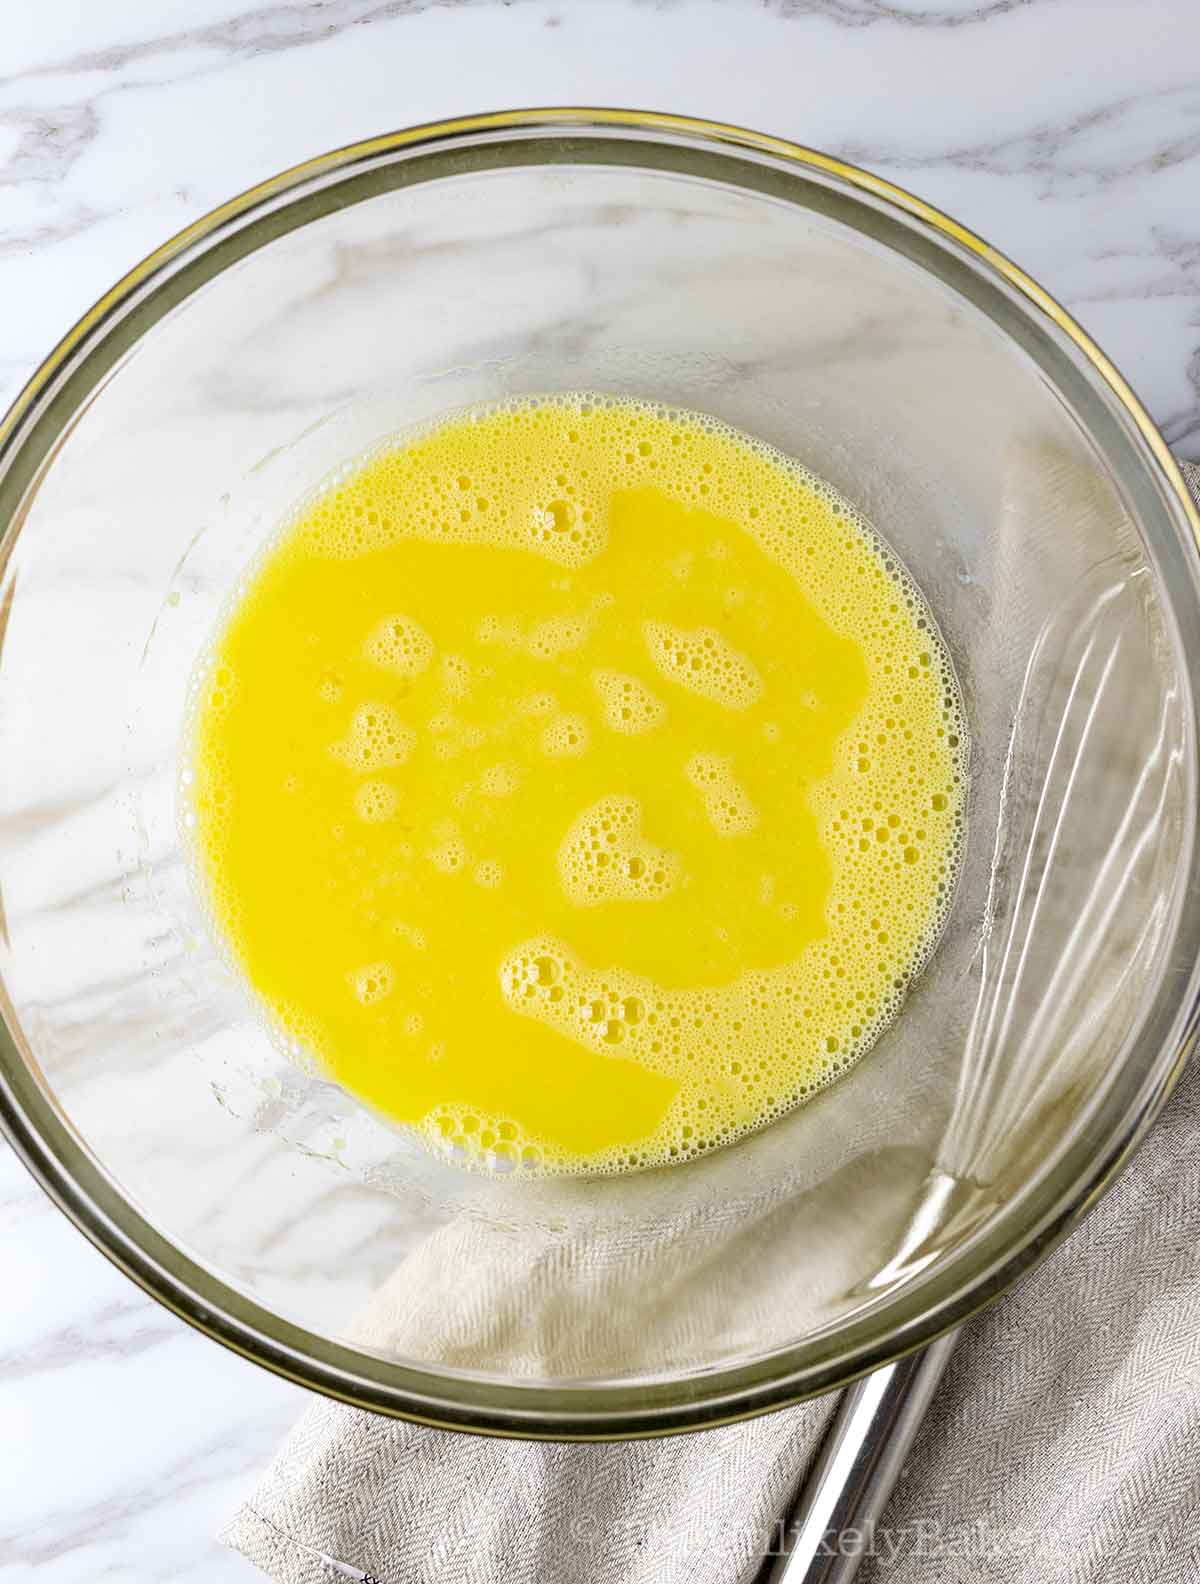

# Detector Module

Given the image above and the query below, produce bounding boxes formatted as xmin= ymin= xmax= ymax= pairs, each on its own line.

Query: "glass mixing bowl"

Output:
xmin=1 ymin=110 xmax=1198 ymax=1437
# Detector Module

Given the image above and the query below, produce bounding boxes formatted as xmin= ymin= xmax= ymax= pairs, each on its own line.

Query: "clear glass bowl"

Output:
xmin=1 ymin=110 xmax=1198 ymax=1437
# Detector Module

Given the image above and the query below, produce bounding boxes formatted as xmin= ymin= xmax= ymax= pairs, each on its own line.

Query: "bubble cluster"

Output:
xmin=331 ymin=702 xmax=414 ymax=772
xmin=427 ymin=710 xmax=486 ymax=763
xmin=427 ymin=819 xmax=467 ymax=875
xmin=643 ymin=622 xmax=762 ymax=709
xmin=440 ymin=653 xmax=471 ymax=699
xmin=557 ymin=796 xmax=678 ymax=906
xmin=353 ymin=778 xmax=399 ymax=823
xmin=349 ymin=961 xmax=394 ymax=1006
xmin=540 ymin=713 xmax=590 ymax=758
xmin=364 ymin=613 xmax=433 ymax=677
xmin=592 ymin=669 xmax=666 ymax=734
xmin=685 ymin=753 xmax=758 ymax=837
xmin=424 ymin=1103 xmax=542 ymax=1171
xmin=509 ymin=952 xmax=647 ymax=1052
xmin=526 ymin=493 xmax=606 ymax=565
xmin=478 ymin=611 xmax=592 ymax=660
xmin=480 ymin=762 xmax=521 ymax=798
xmin=493 ymin=932 xmax=855 ymax=1172
xmin=501 ymin=940 xmax=574 ymax=1008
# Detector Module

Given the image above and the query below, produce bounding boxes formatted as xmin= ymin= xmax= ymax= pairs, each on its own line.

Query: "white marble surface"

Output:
xmin=2 ymin=0 xmax=1200 ymax=1577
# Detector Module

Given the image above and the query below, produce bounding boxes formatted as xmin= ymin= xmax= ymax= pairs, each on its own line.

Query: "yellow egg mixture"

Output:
xmin=186 ymin=396 xmax=965 ymax=1173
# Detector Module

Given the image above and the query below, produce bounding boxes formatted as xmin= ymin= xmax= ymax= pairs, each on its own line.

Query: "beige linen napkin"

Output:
xmin=222 ymin=462 xmax=1200 ymax=1584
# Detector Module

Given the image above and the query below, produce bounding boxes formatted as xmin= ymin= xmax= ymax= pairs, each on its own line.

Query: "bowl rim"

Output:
xmin=1 ymin=106 xmax=1199 ymax=1438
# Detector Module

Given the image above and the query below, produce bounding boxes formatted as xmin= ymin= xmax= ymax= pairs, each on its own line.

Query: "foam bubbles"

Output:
xmin=685 ymin=753 xmax=758 ymax=836
xmin=427 ymin=708 xmax=487 ymax=765
xmin=528 ymin=614 xmax=591 ymax=660
xmin=427 ymin=819 xmax=467 ymax=874
xmin=540 ymin=714 xmax=590 ymax=758
xmin=440 ymin=653 xmax=471 ymax=699
xmin=478 ymin=611 xmax=591 ymax=660
xmin=593 ymin=670 xmax=666 ymax=734
xmin=501 ymin=938 xmax=576 ymax=1009
xmin=331 ymin=703 xmax=414 ymax=771
xmin=353 ymin=779 xmax=399 ymax=823
xmin=474 ymin=858 xmax=504 ymax=889
xmin=349 ymin=961 xmax=394 ymax=1005
xmin=557 ymin=795 xmax=679 ymax=906
xmin=422 ymin=1101 xmax=539 ymax=1170
xmin=364 ymin=614 xmax=433 ymax=677
xmin=527 ymin=495 xmax=606 ymax=565
xmin=480 ymin=762 xmax=520 ymax=798
xmin=643 ymin=622 xmax=762 ymax=709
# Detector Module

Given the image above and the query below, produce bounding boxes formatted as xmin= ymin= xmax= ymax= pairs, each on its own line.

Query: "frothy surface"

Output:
xmin=185 ymin=395 xmax=966 ymax=1173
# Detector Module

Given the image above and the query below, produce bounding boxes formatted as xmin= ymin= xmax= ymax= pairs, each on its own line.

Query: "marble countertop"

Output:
xmin=3 ymin=0 xmax=1199 ymax=1577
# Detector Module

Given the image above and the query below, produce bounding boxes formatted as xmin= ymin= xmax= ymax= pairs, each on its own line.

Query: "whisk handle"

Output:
xmin=757 ymin=1329 xmax=959 ymax=1583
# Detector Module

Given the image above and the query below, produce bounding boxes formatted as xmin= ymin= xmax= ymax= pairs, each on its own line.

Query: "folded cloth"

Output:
xmin=222 ymin=462 xmax=1200 ymax=1584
